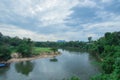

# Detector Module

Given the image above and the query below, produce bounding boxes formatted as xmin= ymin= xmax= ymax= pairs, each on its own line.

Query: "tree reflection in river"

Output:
xmin=50 ymin=56 xmax=58 ymax=62
xmin=15 ymin=61 xmax=34 ymax=76
xmin=0 ymin=66 xmax=9 ymax=80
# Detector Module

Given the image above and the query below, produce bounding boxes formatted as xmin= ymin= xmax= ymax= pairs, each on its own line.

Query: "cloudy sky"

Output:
xmin=0 ymin=0 xmax=120 ymax=41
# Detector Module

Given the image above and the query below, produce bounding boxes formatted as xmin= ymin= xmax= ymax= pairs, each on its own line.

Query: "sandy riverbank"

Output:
xmin=7 ymin=52 xmax=60 ymax=63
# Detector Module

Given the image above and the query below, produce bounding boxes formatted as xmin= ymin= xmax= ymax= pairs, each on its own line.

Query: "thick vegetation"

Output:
xmin=89 ymin=31 xmax=120 ymax=80
xmin=64 ymin=76 xmax=80 ymax=80
xmin=35 ymin=41 xmax=88 ymax=51
xmin=0 ymin=32 xmax=57 ymax=62
xmin=0 ymin=32 xmax=34 ymax=61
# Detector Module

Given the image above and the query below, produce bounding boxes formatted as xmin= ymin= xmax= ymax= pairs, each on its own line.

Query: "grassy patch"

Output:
xmin=33 ymin=47 xmax=52 ymax=55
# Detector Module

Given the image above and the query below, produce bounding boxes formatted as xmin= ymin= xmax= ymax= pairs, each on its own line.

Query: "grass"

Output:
xmin=10 ymin=47 xmax=53 ymax=55
xmin=33 ymin=47 xmax=52 ymax=55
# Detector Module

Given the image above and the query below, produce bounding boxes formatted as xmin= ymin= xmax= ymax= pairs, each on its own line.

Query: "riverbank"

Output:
xmin=7 ymin=52 xmax=60 ymax=63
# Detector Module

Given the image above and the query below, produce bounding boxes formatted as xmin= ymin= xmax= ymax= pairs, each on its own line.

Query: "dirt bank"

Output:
xmin=7 ymin=52 xmax=60 ymax=63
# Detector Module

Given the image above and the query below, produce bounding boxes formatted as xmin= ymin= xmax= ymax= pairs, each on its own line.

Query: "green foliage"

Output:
xmin=88 ymin=36 xmax=92 ymax=43
xmin=10 ymin=36 xmax=22 ymax=47
xmin=89 ymin=31 xmax=120 ymax=79
xmin=0 ymin=32 xmax=34 ymax=61
xmin=33 ymin=47 xmax=52 ymax=55
xmin=0 ymin=33 xmax=12 ymax=61
xmin=17 ymin=38 xmax=33 ymax=57
xmin=64 ymin=76 xmax=80 ymax=80
xmin=35 ymin=41 xmax=88 ymax=51
xmin=51 ymin=48 xmax=58 ymax=53
xmin=111 ymin=58 xmax=120 ymax=80
xmin=102 ymin=57 xmax=115 ymax=74
xmin=0 ymin=45 xmax=11 ymax=61
xmin=0 ymin=32 xmax=3 ymax=38
xmin=113 ymin=52 xmax=120 ymax=58
xmin=70 ymin=76 xmax=80 ymax=80
xmin=91 ymin=74 xmax=110 ymax=80
xmin=104 ymin=45 xmax=115 ymax=53
xmin=97 ymin=45 xmax=104 ymax=54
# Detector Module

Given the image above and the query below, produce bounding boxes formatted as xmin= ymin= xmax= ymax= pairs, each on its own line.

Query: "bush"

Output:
xmin=51 ymin=48 xmax=58 ymax=53
xmin=102 ymin=57 xmax=115 ymax=74
xmin=91 ymin=74 xmax=110 ymax=80
xmin=0 ymin=45 xmax=11 ymax=61
xmin=17 ymin=43 xmax=33 ymax=57
xmin=64 ymin=76 xmax=80 ymax=80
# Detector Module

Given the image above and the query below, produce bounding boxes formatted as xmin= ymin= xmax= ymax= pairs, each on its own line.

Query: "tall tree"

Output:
xmin=0 ymin=32 xmax=3 ymax=38
xmin=88 ymin=37 xmax=92 ymax=43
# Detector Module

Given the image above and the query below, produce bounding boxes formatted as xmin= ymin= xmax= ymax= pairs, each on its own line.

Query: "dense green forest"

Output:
xmin=90 ymin=31 xmax=120 ymax=80
xmin=0 ymin=32 xmax=34 ymax=61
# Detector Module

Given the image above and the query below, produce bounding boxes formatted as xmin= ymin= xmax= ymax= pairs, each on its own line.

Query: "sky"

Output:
xmin=0 ymin=0 xmax=120 ymax=41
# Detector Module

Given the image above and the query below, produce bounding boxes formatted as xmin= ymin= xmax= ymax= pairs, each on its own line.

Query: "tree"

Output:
xmin=104 ymin=32 xmax=113 ymax=45
xmin=0 ymin=45 xmax=11 ymax=61
xmin=105 ymin=32 xmax=111 ymax=40
xmin=64 ymin=76 xmax=80 ymax=80
xmin=51 ymin=48 xmax=58 ymax=53
xmin=89 ymin=31 xmax=120 ymax=79
xmin=111 ymin=58 xmax=120 ymax=80
xmin=10 ymin=36 xmax=21 ymax=46
xmin=102 ymin=57 xmax=115 ymax=74
xmin=0 ymin=32 xmax=3 ymax=38
xmin=88 ymin=37 xmax=92 ymax=43
xmin=17 ymin=38 xmax=33 ymax=57
xmin=70 ymin=76 xmax=80 ymax=80
xmin=91 ymin=74 xmax=110 ymax=80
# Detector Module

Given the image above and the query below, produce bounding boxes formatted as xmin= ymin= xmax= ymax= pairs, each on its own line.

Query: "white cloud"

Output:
xmin=79 ymin=0 xmax=97 ymax=8
xmin=0 ymin=23 xmax=100 ymax=41
xmin=0 ymin=24 xmax=58 ymax=41
xmin=0 ymin=0 xmax=120 ymax=41
xmin=35 ymin=0 xmax=79 ymax=26
xmin=0 ymin=0 xmax=100 ymax=26
xmin=95 ymin=11 xmax=120 ymax=21
xmin=0 ymin=0 xmax=79 ymax=26
xmin=101 ymin=0 xmax=112 ymax=3
xmin=83 ymin=21 xmax=120 ymax=35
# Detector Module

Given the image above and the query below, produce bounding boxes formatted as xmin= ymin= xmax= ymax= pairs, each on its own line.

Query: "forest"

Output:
xmin=90 ymin=31 xmax=120 ymax=80
xmin=0 ymin=32 xmax=34 ymax=61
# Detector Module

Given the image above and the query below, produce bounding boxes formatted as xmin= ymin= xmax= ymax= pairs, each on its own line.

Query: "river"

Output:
xmin=0 ymin=49 xmax=101 ymax=80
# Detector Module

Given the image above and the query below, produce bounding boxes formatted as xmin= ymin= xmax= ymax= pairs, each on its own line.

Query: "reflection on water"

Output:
xmin=0 ymin=49 xmax=101 ymax=80
xmin=49 ymin=57 xmax=58 ymax=62
xmin=0 ymin=67 xmax=9 ymax=79
xmin=15 ymin=61 xmax=34 ymax=76
xmin=0 ymin=67 xmax=9 ymax=75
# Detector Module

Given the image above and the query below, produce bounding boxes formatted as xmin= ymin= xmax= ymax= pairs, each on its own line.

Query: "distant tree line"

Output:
xmin=35 ymin=41 xmax=89 ymax=51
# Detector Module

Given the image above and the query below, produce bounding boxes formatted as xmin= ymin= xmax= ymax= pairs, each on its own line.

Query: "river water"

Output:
xmin=0 ymin=49 xmax=100 ymax=80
